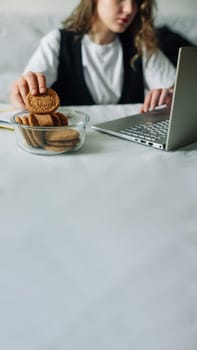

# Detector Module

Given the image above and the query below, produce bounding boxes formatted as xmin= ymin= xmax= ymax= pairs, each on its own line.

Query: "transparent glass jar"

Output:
xmin=11 ymin=109 xmax=90 ymax=156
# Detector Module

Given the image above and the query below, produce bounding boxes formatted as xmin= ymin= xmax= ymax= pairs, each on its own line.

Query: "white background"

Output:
xmin=0 ymin=0 xmax=197 ymax=15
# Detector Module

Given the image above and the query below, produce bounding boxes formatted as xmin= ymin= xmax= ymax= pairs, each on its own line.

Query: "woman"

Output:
xmin=10 ymin=0 xmax=176 ymax=112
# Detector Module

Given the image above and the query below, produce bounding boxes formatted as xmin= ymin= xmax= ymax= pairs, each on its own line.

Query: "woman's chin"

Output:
xmin=113 ymin=23 xmax=129 ymax=33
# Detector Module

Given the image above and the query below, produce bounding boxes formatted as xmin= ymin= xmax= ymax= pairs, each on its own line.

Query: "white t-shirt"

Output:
xmin=24 ymin=29 xmax=176 ymax=105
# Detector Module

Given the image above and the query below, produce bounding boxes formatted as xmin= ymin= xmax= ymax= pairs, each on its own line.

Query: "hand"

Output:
xmin=10 ymin=71 xmax=47 ymax=109
xmin=141 ymin=87 xmax=174 ymax=113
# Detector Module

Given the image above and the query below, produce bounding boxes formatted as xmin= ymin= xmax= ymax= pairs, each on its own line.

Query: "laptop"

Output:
xmin=92 ymin=47 xmax=197 ymax=151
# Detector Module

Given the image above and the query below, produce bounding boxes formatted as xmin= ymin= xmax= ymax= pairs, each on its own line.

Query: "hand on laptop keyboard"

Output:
xmin=141 ymin=86 xmax=174 ymax=113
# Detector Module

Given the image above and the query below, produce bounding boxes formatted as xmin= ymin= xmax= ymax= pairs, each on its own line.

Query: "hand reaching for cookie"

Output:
xmin=140 ymin=87 xmax=174 ymax=113
xmin=10 ymin=71 xmax=47 ymax=109
xmin=10 ymin=71 xmax=174 ymax=112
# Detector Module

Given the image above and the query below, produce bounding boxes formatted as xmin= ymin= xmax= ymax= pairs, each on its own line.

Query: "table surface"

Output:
xmin=0 ymin=103 xmax=197 ymax=350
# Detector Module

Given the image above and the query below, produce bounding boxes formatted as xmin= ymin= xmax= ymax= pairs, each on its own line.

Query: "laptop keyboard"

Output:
xmin=119 ymin=120 xmax=169 ymax=141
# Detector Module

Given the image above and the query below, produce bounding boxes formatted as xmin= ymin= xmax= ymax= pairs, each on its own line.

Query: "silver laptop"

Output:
xmin=92 ymin=47 xmax=197 ymax=151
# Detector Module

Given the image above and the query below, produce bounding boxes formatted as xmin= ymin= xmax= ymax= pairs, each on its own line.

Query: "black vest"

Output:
xmin=51 ymin=30 xmax=144 ymax=106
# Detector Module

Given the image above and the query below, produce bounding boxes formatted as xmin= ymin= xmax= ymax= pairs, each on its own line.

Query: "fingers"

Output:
xmin=10 ymin=72 xmax=47 ymax=109
xmin=141 ymin=87 xmax=174 ymax=113
xmin=158 ymin=88 xmax=169 ymax=106
xmin=26 ymin=72 xmax=46 ymax=95
xmin=142 ymin=89 xmax=163 ymax=113
xmin=36 ymin=72 xmax=47 ymax=94
xmin=10 ymin=81 xmax=26 ymax=109
xmin=17 ymin=76 xmax=30 ymax=103
xmin=22 ymin=71 xmax=47 ymax=95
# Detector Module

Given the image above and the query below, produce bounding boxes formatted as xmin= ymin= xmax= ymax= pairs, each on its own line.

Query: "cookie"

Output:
xmin=50 ymin=113 xmax=62 ymax=126
xmin=28 ymin=114 xmax=44 ymax=147
xmin=15 ymin=116 xmax=22 ymax=124
xmin=15 ymin=115 xmax=42 ymax=148
xmin=21 ymin=116 xmax=39 ymax=148
xmin=46 ymin=139 xmax=80 ymax=147
xmin=15 ymin=116 xmax=32 ymax=147
xmin=25 ymin=88 xmax=60 ymax=114
xmin=51 ymin=112 xmax=68 ymax=126
xmin=34 ymin=113 xmax=54 ymax=126
xmin=44 ymin=144 xmax=74 ymax=152
xmin=45 ymin=128 xmax=80 ymax=142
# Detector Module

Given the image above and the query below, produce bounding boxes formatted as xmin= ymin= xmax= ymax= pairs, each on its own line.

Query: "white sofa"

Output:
xmin=0 ymin=12 xmax=196 ymax=103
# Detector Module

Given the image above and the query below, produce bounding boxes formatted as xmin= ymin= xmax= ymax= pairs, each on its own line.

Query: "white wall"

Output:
xmin=0 ymin=0 xmax=79 ymax=14
xmin=156 ymin=0 xmax=197 ymax=15
xmin=0 ymin=0 xmax=197 ymax=16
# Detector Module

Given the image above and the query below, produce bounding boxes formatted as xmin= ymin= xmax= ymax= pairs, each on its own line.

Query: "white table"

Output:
xmin=0 ymin=104 xmax=197 ymax=350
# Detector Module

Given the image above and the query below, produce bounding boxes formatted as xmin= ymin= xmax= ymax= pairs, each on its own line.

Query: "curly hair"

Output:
xmin=63 ymin=0 xmax=158 ymax=56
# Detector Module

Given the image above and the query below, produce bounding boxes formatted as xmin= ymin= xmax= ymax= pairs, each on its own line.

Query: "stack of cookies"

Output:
xmin=15 ymin=88 xmax=80 ymax=152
